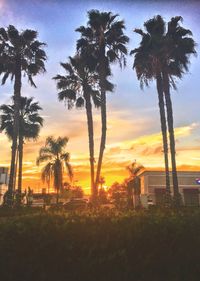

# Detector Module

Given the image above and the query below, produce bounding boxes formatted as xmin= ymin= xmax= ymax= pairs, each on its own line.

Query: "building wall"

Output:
xmin=0 ymin=167 xmax=9 ymax=184
xmin=0 ymin=167 xmax=9 ymax=205
xmin=139 ymin=171 xmax=200 ymax=206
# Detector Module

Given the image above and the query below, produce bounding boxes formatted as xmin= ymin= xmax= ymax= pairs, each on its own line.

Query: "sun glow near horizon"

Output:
xmin=1 ymin=122 xmax=200 ymax=194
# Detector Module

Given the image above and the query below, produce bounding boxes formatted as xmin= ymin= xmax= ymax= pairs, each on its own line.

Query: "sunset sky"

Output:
xmin=0 ymin=0 xmax=200 ymax=194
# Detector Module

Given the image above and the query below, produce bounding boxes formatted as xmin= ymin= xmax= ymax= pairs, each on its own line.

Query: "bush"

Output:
xmin=0 ymin=208 xmax=200 ymax=281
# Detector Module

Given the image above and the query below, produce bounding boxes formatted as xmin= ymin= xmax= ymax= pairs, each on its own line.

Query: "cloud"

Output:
xmin=107 ymin=123 xmax=199 ymax=154
xmin=140 ymin=145 xmax=163 ymax=156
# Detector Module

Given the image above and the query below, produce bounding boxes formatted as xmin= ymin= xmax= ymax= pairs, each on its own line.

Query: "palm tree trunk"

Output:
xmin=48 ymin=179 xmax=50 ymax=194
xmin=156 ymin=74 xmax=171 ymax=196
xmin=13 ymin=145 xmax=19 ymax=191
xmin=95 ymin=46 xmax=107 ymax=197
xmin=54 ymin=158 xmax=61 ymax=205
xmin=56 ymin=188 xmax=59 ymax=205
xmin=8 ymin=56 xmax=21 ymax=206
xmin=17 ymin=134 xmax=23 ymax=203
xmin=95 ymin=87 xmax=106 ymax=197
xmin=162 ymin=70 xmax=180 ymax=205
xmin=84 ymin=90 xmax=95 ymax=199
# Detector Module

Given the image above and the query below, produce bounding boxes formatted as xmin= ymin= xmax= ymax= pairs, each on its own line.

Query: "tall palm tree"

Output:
xmin=36 ymin=136 xmax=73 ymax=204
xmin=0 ymin=25 xmax=46 ymax=203
xmin=53 ymin=54 xmax=100 ymax=199
xmin=131 ymin=16 xmax=171 ymax=196
xmin=162 ymin=16 xmax=196 ymax=203
xmin=0 ymin=96 xmax=43 ymax=202
xmin=76 ymin=10 xmax=129 ymax=195
xmin=131 ymin=15 xmax=196 ymax=204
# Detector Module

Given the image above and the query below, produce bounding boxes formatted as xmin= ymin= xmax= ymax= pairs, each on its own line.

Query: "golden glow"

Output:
xmin=1 ymin=118 xmax=200 ymax=194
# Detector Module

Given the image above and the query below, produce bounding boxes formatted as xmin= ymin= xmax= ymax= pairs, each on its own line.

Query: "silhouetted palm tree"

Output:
xmin=0 ymin=25 xmax=46 ymax=202
xmin=0 ymin=96 xmax=43 ymax=202
xmin=162 ymin=16 xmax=196 ymax=203
xmin=53 ymin=54 xmax=100 ymax=199
xmin=36 ymin=136 xmax=73 ymax=204
xmin=76 ymin=10 xmax=129 ymax=195
xmin=131 ymin=15 xmax=196 ymax=204
xmin=131 ymin=16 xmax=171 ymax=196
xmin=98 ymin=176 xmax=105 ymax=189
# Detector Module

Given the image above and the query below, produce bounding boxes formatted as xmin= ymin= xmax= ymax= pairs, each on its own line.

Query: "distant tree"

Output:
xmin=71 ymin=186 xmax=84 ymax=199
xmin=108 ymin=181 xmax=127 ymax=208
xmin=36 ymin=136 xmax=73 ymax=204
xmin=98 ymin=176 xmax=105 ymax=189
xmin=0 ymin=26 xmax=46 ymax=203
xmin=98 ymin=187 xmax=108 ymax=204
xmin=0 ymin=96 xmax=43 ymax=204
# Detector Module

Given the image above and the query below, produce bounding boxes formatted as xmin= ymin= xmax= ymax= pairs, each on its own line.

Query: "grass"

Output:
xmin=0 ymin=207 xmax=200 ymax=281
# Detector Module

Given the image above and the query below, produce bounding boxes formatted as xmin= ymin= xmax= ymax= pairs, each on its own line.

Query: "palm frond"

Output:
xmin=76 ymin=96 xmax=85 ymax=108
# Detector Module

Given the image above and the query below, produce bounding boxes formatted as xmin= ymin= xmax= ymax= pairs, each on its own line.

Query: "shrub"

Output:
xmin=0 ymin=208 xmax=200 ymax=281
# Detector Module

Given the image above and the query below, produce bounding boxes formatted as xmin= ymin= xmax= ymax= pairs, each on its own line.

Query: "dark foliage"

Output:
xmin=0 ymin=209 xmax=200 ymax=281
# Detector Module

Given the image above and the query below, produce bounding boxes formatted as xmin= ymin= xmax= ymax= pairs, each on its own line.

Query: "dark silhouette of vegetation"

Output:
xmin=0 ymin=13 xmax=197 ymax=211
xmin=0 ymin=97 xmax=43 ymax=204
xmin=76 ymin=10 xmax=129 ymax=198
xmin=0 ymin=209 xmax=200 ymax=281
xmin=131 ymin=18 xmax=171 ymax=197
xmin=54 ymin=54 xmax=100 ymax=200
xmin=36 ymin=136 xmax=73 ymax=204
xmin=0 ymin=26 xmax=46 ymax=204
xmin=108 ymin=182 xmax=127 ymax=208
xmin=131 ymin=16 xmax=196 ymax=205
xmin=98 ymin=176 xmax=105 ymax=189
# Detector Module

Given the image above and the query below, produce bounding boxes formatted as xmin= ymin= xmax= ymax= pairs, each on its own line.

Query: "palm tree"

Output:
xmin=76 ymin=10 xmax=129 ymax=195
xmin=53 ymin=54 xmax=100 ymax=199
xmin=36 ymin=136 xmax=73 ymax=204
xmin=131 ymin=15 xmax=196 ymax=204
xmin=98 ymin=176 xmax=105 ymax=189
xmin=0 ymin=25 xmax=46 ymax=203
xmin=162 ymin=16 xmax=196 ymax=203
xmin=131 ymin=16 xmax=171 ymax=196
xmin=0 ymin=96 xmax=43 ymax=203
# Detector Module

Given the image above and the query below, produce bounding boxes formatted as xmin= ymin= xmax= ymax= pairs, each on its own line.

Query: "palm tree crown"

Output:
xmin=131 ymin=15 xmax=196 ymax=87
xmin=53 ymin=54 xmax=101 ymax=109
xmin=36 ymin=136 xmax=73 ymax=196
xmin=0 ymin=96 xmax=43 ymax=198
xmin=0 ymin=25 xmax=46 ymax=86
xmin=76 ymin=10 xmax=129 ymax=71
xmin=0 ymin=96 xmax=43 ymax=140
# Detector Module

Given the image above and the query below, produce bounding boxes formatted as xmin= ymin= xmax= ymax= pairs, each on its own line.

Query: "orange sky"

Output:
xmin=1 ymin=114 xmax=200 ymax=194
